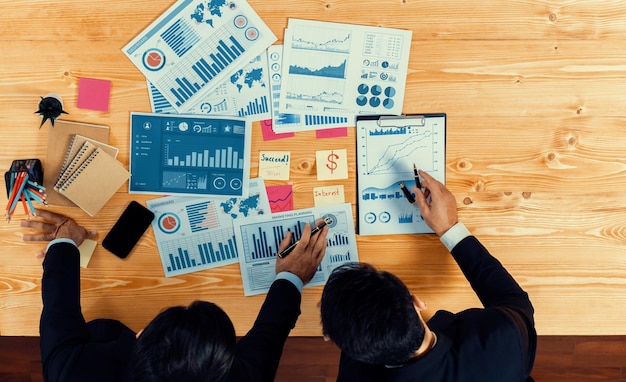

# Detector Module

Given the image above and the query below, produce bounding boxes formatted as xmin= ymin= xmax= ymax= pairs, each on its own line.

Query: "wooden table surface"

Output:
xmin=1 ymin=0 xmax=625 ymax=336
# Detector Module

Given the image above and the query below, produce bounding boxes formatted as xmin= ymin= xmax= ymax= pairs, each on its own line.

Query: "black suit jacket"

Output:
xmin=40 ymin=242 xmax=302 ymax=382
xmin=336 ymin=236 xmax=537 ymax=382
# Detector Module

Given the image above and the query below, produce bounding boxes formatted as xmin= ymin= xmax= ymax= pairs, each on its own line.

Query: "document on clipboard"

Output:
xmin=356 ymin=114 xmax=446 ymax=235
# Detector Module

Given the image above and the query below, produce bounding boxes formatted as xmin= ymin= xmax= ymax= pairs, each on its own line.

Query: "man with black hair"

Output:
xmin=320 ymin=170 xmax=537 ymax=382
xmin=22 ymin=208 xmax=328 ymax=382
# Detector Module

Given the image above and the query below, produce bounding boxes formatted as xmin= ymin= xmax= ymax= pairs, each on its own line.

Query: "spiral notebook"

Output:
xmin=55 ymin=135 xmax=119 ymax=186
xmin=57 ymin=147 xmax=130 ymax=216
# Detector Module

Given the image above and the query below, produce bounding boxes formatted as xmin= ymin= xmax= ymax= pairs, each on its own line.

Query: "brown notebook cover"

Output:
xmin=43 ymin=120 xmax=110 ymax=206
xmin=57 ymin=148 xmax=130 ymax=216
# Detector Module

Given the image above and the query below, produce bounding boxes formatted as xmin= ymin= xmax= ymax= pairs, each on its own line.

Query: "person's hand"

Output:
xmin=20 ymin=209 xmax=97 ymax=257
xmin=276 ymin=220 xmax=329 ymax=284
xmin=413 ymin=170 xmax=458 ymax=236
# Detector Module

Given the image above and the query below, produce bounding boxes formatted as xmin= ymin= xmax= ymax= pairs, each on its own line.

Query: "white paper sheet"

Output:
xmin=279 ymin=19 xmax=412 ymax=117
xmin=233 ymin=203 xmax=358 ymax=295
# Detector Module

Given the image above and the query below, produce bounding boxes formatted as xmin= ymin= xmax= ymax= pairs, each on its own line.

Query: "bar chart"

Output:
xmin=237 ymin=96 xmax=269 ymax=117
xmin=161 ymin=18 xmax=201 ymax=58
xmin=186 ymin=201 xmax=219 ymax=233
xmin=160 ymin=34 xmax=247 ymax=108
xmin=161 ymin=229 xmax=238 ymax=276
xmin=234 ymin=203 xmax=359 ymax=296
xmin=239 ymin=217 xmax=312 ymax=262
xmin=164 ymin=145 xmax=244 ymax=169
xmin=327 ymin=232 xmax=350 ymax=247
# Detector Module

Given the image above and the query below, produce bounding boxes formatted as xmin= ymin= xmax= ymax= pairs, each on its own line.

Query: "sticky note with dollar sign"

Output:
xmin=316 ymin=149 xmax=348 ymax=180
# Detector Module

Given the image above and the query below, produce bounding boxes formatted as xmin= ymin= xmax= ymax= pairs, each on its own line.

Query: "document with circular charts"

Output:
xmin=122 ymin=0 xmax=276 ymax=113
xmin=356 ymin=114 xmax=446 ymax=235
xmin=129 ymin=112 xmax=252 ymax=198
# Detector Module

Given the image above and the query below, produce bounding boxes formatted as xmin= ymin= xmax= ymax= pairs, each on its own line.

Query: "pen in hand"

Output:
xmin=413 ymin=163 xmax=421 ymax=189
xmin=278 ymin=217 xmax=333 ymax=258
xmin=399 ymin=182 xmax=415 ymax=204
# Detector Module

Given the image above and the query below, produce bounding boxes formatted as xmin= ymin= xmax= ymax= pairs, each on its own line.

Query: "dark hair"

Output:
xmin=132 ymin=300 xmax=236 ymax=382
xmin=320 ymin=263 xmax=424 ymax=365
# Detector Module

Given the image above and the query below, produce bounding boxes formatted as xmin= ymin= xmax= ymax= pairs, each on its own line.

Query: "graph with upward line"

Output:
xmin=356 ymin=115 xmax=446 ymax=236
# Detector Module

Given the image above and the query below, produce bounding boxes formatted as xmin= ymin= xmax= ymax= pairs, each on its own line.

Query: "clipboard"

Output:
xmin=355 ymin=114 xmax=446 ymax=236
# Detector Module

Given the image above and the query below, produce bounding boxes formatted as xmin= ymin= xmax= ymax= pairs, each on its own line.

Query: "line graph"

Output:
xmin=291 ymin=29 xmax=351 ymax=53
xmin=356 ymin=115 xmax=446 ymax=236
xmin=365 ymin=126 xmax=435 ymax=175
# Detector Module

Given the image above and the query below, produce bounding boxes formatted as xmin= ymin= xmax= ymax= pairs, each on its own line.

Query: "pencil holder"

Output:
xmin=5 ymin=159 xmax=43 ymax=199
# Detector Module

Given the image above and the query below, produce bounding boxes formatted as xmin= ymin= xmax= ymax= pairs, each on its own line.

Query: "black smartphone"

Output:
xmin=102 ymin=201 xmax=155 ymax=259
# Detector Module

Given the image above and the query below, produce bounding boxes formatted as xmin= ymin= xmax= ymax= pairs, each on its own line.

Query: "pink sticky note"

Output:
xmin=266 ymin=184 xmax=294 ymax=213
xmin=316 ymin=127 xmax=348 ymax=139
xmin=261 ymin=120 xmax=294 ymax=141
xmin=77 ymin=77 xmax=112 ymax=112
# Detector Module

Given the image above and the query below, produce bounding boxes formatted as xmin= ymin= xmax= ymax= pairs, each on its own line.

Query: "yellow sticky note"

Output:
xmin=259 ymin=151 xmax=290 ymax=180
xmin=313 ymin=185 xmax=345 ymax=207
xmin=316 ymin=149 xmax=348 ymax=180
xmin=79 ymin=239 xmax=97 ymax=268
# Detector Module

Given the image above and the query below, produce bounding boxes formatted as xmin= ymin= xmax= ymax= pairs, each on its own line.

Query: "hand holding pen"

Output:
xmin=412 ymin=169 xmax=458 ymax=237
xmin=275 ymin=218 xmax=329 ymax=284
xmin=399 ymin=163 xmax=422 ymax=204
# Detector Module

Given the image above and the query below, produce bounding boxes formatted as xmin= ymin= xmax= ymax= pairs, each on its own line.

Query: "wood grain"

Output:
xmin=1 ymin=0 xmax=626 ymax=336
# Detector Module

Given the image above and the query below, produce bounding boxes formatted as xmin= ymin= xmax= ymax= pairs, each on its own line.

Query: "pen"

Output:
xmin=413 ymin=163 xmax=421 ymax=189
xmin=399 ymin=182 xmax=415 ymax=204
xmin=278 ymin=217 xmax=333 ymax=258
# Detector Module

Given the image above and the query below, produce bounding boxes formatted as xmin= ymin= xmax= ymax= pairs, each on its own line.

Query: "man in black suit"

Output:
xmin=22 ymin=208 xmax=328 ymax=382
xmin=320 ymin=170 xmax=537 ymax=381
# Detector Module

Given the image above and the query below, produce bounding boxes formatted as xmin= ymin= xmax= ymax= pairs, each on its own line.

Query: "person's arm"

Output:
xmin=414 ymin=171 xmax=533 ymax=318
xmin=232 ymin=221 xmax=328 ymax=382
xmin=40 ymin=241 xmax=91 ymax=378
xmin=21 ymin=210 xmax=98 ymax=380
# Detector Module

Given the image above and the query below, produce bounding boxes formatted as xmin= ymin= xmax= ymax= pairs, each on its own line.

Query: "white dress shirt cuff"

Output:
xmin=275 ymin=271 xmax=304 ymax=293
xmin=46 ymin=238 xmax=77 ymax=253
xmin=439 ymin=222 xmax=471 ymax=252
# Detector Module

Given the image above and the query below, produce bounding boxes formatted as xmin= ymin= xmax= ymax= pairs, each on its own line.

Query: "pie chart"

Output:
xmin=158 ymin=212 xmax=180 ymax=234
xmin=142 ymin=49 xmax=166 ymax=71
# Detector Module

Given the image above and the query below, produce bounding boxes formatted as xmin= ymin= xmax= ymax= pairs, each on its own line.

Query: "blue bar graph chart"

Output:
xmin=161 ymin=19 xmax=201 ymax=57
xmin=361 ymin=188 xmax=407 ymax=201
xmin=163 ymin=35 xmax=247 ymax=108
xmin=164 ymin=145 xmax=244 ymax=169
xmin=305 ymin=115 xmax=349 ymax=126
xmin=328 ymin=251 xmax=353 ymax=263
xmin=237 ymin=96 xmax=268 ymax=117
xmin=186 ymin=201 xmax=219 ymax=233
xmin=327 ymin=232 xmax=349 ymax=247
xmin=239 ymin=217 xmax=312 ymax=262
xmin=160 ymin=228 xmax=239 ymax=276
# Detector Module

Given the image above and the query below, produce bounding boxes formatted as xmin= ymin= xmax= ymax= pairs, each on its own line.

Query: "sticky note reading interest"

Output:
xmin=77 ymin=77 xmax=112 ymax=112
xmin=259 ymin=151 xmax=290 ymax=180
xmin=316 ymin=149 xmax=348 ymax=180
xmin=313 ymin=185 xmax=345 ymax=207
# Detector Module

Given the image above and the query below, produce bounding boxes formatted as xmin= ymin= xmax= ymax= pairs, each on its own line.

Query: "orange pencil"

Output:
xmin=5 ymin=172 xmax=23 ymax=212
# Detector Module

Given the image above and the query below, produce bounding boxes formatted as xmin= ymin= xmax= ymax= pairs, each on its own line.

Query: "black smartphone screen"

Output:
xmin=102 ymin=201 xmax=155 ymax=259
